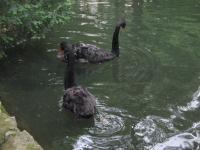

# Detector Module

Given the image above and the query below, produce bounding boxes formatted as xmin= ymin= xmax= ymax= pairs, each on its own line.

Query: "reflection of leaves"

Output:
xmin=0 ymin=0 xmax=73 ymax=58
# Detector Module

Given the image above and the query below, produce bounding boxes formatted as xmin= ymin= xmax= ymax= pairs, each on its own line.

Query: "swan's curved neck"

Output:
xmin=111 ymin=25 xmax=120 ymax=57
xmin=64 ymin=52 xmax=76 ymax=89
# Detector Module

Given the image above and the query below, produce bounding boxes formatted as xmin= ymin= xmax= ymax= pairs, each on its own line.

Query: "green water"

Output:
xmin=0 ymin=0 xmax=200 ymax=149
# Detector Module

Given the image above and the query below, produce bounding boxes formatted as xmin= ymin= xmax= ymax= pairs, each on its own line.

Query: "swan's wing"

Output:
xmin=64 ymin=86 xmax=96 ymax=105
xmin=63 ymin=86 xmax=96 ymax=117
xmin=75 ymin=43 xmax=115 ymax=63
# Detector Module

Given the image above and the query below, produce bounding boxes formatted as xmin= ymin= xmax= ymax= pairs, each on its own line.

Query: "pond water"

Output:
xmin=0 ymin=0 xmax=200 ymax=149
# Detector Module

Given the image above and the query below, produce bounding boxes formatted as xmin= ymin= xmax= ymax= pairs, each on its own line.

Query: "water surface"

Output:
xmin=0 ymin=0 xmax=200 ymax=149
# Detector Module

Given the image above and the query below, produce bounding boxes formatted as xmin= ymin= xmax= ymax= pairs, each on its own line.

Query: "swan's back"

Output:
xmin=63 ymin=86 xmax=96 ymax=118
xmin=74 ymin=43 xmax=116 ymax=63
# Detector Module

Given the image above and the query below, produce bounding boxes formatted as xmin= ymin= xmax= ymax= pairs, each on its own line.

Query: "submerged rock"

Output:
xmin=0 ymin=101 xmax=43 ymax=150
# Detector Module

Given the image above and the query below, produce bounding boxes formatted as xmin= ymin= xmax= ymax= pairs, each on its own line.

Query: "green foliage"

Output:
xmin=0 ymin=0 xmax=73 ymax=58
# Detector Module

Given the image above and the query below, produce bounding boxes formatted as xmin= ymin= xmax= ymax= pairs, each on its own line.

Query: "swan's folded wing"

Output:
xmin=78 ymin=43 xmax=115 ymax=63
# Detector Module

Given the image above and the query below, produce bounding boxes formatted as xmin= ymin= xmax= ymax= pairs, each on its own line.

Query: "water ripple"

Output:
xmin=178 ymin=86 xmax=200 ymax=112
xmin=133 ymin=116 xmax=200 ymax=149
xmin=73 ymin=135 xmax=132 ymax=150
xmin=89 ymin=112 xmax=124 ymax=135
xmin=48 ymin=73 xmax=63 ymax=86
xmin=122 ymin=47 xmax=159 ymax=83
xmin=152 ymin=122 xmax=200 ymax=150
xmin=134 ymin=115 xmax=175 ymax=149
xmin=72 ymin=102 xmax=134 ymax=149
xmin=169 ymin=86 xmax=200 ymax=121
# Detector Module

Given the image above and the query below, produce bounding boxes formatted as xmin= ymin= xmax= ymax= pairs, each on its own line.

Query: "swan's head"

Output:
xmin=57 ymin=41 xmax=72 ymax=62
xmin=60 ymin=41 xmax=74 ymax=54
xmin=118 ymin=19 xmax=126 ymax=29
xmin=60 ymin=41 xmax=71 ymax=51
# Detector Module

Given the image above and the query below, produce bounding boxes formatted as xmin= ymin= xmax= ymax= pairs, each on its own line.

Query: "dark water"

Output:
xmin=1 ymin=0 xmax=200 ymax=149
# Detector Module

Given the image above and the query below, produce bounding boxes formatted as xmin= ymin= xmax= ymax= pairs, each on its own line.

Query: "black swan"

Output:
xmin=57 ymin=19 xmax=126 ymax=63
xmin=62 ymin=42 xmax=96 ymax=118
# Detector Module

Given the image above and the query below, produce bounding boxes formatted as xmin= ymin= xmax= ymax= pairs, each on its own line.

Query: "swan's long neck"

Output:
xmin=64 ymin=52 xmax=76 ymax=89
xmin=111 ymin=25 xmax=121 ymax=57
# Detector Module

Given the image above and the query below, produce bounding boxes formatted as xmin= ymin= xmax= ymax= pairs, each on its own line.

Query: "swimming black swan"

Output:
xmin=57 ymin=19 xmax=126 ymax=63
xmin=62 ymin=42 xmax=96 ymax=118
